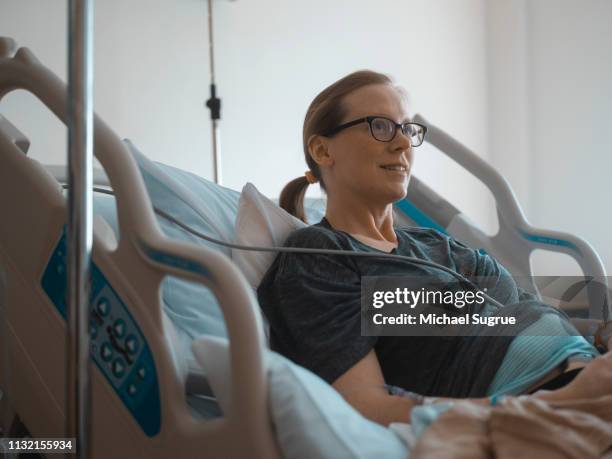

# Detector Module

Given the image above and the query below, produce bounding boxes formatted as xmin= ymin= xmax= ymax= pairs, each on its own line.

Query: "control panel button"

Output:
xmin=113 ymin=319 xmax=126 ymax=338
xmin=97 ymin=298 xmax=110 ymax=317
xmin=128 ymin=384 xmax=137 ymax=396
xmin=125 ymin=335 xmax=139 ymax=355
xmin=100 ymin=343 xmax=113 ymax=362
xmin=137 ymin=366 xmax=146 ymax=380
xmin=112 ymin=358 xmax=126 ymax=378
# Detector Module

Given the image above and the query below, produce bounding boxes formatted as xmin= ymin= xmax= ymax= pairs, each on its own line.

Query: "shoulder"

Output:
xmin=257 ymin=224 xmax=357 ymax=292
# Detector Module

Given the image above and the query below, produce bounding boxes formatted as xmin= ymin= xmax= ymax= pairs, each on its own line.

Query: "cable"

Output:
xmin=155 ymin=207 xmax=504 ymax=306
xmin=89 ymin=186 xmax=506 ymax=309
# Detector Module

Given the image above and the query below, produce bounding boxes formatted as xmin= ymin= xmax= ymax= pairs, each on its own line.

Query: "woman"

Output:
xmin=256 ymin=70 xmax=612 ymax=426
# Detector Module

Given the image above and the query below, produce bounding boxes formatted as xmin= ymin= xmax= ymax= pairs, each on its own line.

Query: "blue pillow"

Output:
xmin=93 ymin=141 xmax=240 ymax=361
xmin=130 ymin=141 xmax=242 ymax=346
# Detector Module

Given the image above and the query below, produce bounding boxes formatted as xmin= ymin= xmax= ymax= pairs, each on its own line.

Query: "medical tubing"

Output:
xmin=87 ymin=186 xmax=505 ymax=308
xmin=153 ymin=208 xmax=507 ymax=311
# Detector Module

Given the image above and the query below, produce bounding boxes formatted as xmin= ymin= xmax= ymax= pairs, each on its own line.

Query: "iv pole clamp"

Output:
xmin=205 ymin=0 xmax=222 ymax=185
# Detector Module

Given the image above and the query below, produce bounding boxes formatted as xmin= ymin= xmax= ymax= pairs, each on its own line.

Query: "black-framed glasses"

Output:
xmin=322 ymin=116 xmax=427 ymax=146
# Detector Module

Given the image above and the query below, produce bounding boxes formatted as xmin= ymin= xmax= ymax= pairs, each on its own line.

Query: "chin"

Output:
xmin=383 ymin=186 xmax=408 ymax=204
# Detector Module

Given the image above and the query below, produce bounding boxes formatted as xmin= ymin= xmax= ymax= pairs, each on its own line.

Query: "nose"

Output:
xmin=387 ymin=126 xmax=414 ymax=169
xmin=390 ymin=126 xmax=413 ymax=154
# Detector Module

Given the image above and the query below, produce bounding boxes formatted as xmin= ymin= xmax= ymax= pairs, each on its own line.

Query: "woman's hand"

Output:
xmin=551 ymin=351 xmax=612 ymax=401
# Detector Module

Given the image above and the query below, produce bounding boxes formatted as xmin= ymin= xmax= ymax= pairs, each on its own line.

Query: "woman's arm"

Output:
xmin=332 ymin=350 xmax=491 ymax=427
xmin=332 ymin=350 xmax=415 ymax=425
xmin=332 ymin=347 xmax=612 ymax=427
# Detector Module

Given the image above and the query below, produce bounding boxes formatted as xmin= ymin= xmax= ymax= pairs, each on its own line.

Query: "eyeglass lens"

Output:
xmin=370 ymin=118 xmax=424 ymax=145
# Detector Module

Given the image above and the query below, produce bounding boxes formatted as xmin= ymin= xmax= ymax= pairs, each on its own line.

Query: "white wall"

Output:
xmin=530 ymin=0 xmax=612 ymax=275
xmin=0 ymin=0 xmax=493 ymax=232
xmin=2 ymin=0 xmax=611 ymax=273
xmin=487 ymin=0 xmax=612 ymax=274
xmin=0 ymin=0 xmax=212 ymax=174
xmin=9 ymin=0 xmax=609 ymax=275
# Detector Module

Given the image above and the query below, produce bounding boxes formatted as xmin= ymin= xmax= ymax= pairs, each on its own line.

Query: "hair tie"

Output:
xmin=304 ymin=170 xmax=318 ymax=184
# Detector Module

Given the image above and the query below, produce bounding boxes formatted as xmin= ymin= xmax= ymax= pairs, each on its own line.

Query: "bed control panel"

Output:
xmin=41 ymin=228 xmax=161 ymax=437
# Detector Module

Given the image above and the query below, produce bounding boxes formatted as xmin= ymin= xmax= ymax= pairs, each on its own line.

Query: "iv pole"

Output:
xmin=66 ymin=0 xmax=93 ymax=457
xmin=205 ymin=0 xmax=222 ymax=185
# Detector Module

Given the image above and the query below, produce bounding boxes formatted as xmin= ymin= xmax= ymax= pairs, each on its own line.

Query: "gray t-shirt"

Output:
xmin=257 ymin=217 xmax=557 ymax=397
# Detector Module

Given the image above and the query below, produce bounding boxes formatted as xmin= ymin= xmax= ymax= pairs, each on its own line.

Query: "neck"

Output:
xmin=324 ymin=191 xmax=397 ymax=243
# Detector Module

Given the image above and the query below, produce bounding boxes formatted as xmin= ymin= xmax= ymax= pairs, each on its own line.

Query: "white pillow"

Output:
xmin=231 ymin=182 xmax=307 ymax=288
xmin=191 ymin=336 xmax=408 ymax=459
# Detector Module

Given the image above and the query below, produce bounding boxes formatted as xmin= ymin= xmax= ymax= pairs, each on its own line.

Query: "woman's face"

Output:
xmin=317 ymin=84 xmax=414 ymax=206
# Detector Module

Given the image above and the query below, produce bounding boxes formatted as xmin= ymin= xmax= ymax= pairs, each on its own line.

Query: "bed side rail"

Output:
xmin=0 ymin=37 xmax=279 ymax=457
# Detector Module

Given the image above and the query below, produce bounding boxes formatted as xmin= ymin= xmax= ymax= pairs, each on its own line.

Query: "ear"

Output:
xmin=307 ymin=135 xmax=334 ymax=167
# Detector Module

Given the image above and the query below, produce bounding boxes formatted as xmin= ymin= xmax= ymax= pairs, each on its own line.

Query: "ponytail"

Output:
xmin=279 ymin=176 xmax=310 ymax=224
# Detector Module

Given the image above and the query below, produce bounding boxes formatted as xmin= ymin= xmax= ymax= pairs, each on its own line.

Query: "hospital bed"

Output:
xmin=0 ymin=37 xmax=609 ymax=458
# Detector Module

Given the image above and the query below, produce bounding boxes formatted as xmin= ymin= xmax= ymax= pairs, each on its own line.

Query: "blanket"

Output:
xmin=411 ymin=395 xmax=612 ymax=459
